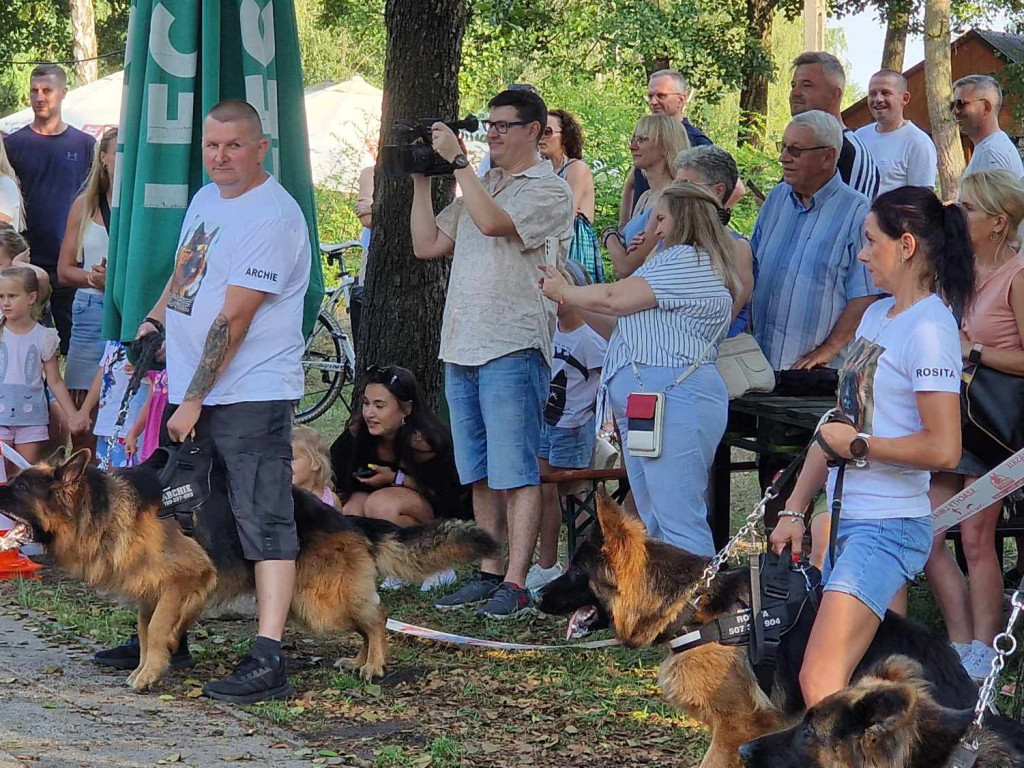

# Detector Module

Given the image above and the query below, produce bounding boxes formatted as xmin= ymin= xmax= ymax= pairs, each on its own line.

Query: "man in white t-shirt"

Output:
xmin=953 ymin=74 xmax=1024 ymax=180
xmin=128 ymin=100 xmax=309 ymax=703
xmin=854 ymin=69 xmax=937 ymax=193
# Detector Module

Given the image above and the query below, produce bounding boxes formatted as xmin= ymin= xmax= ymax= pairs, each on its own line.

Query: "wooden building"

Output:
xmin=842 ymin=28 xmax=1023 ymax=145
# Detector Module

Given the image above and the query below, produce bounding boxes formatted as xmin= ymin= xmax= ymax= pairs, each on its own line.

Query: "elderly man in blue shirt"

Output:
xmin=752 ymin=110 xmax=880 ymax=375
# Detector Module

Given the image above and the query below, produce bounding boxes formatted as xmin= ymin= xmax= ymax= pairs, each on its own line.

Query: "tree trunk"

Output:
xmin=923 ymin=0 xmax=964 ymax=200
xmin=69 ymin=0 xmax=98 ymax=84
xmin=881 ymin=0 xmax=910 ymax=71
xmin=358 ymin=0 xmax=468 ymax=409
xmin=738 ymin=0 xmax=775 ymax=148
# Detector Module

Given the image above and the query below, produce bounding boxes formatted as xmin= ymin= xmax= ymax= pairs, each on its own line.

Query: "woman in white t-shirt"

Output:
xmin=0 ymin=134 xmax=25 ymax=231
xmin=770 ymin=186 xmax=974 ymax=707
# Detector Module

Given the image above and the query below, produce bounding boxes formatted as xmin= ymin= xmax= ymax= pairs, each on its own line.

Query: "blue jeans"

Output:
xmin=65 ymin=291 xmax=105 ymax=391
xmin=607 ymin=364 xmax=728 ymax=556
xmin=445 ymin=349 xmax=548 ymax=490
xmin=540 ymin=415 xmax=596 ymax=469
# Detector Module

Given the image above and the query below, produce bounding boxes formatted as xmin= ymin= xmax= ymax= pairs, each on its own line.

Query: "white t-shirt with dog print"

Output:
xmin=165 ymin=175 xmax=311 ymax=406
xmin=828 ymin=294 xmax=961 ymax=519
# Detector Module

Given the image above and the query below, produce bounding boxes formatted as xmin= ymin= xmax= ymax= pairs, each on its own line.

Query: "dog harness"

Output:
xmin=151 ymin=439 xmax=213 ymax=537
xmin=667 ymin=549 xmax=822 ymax=695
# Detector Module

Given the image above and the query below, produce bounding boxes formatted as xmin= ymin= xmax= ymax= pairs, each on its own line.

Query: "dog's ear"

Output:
xmin=55 ymin=449 xmax=92 ymax=486
xmin=45 ymin=445 xmax=69 ymax=466
xmin=840 ymin=683 xmax=916 ymax=745
xmin=596 ymin=491 xmax=647 ymax=585
xmin=869 ymin=655 xmax=926 ymax=686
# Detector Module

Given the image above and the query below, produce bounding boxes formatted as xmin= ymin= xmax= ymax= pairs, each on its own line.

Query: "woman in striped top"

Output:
xmin=539 ymin=183 xmax=740 ymax=555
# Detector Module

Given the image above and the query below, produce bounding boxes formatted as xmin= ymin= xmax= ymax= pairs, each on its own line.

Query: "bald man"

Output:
xmin=953 ymin=74 xmax=1024 ymax=180
xmin=854 ymin=69 xmax=937 ymax=193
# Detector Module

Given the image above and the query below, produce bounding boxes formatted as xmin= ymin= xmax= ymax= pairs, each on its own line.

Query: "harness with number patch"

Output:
xmin=150 ymin=439 xmax=213 ymax=537
xmin=668 ymin=548 xmax=822 ymax=695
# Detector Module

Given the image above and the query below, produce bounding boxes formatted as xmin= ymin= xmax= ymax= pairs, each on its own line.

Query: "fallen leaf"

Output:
xmin=165 ymin=754 xmax=182 ymax=763
xmin=293 ymin=748 xmax=313 ymax=757
xmin=41 ymin=702 xmax=57 ymax=709
xmin=184 ymin=688 xmax=203 ymax=698
xmin=364 ymin=684 xmax=381 ymax=697
xmin=317 ymin=749 xmax=338 ymax=757
xmin=158 ymin=694 xmax=174 ymax=701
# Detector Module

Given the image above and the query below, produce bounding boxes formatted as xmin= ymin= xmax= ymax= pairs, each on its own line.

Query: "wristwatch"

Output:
xmin=969 ymin=343 xmax=984 ymax=365
xmin=451 ymin=153 xmax=469 ymax=170
xmin=849 ymin=433 xmax=870 ymax=468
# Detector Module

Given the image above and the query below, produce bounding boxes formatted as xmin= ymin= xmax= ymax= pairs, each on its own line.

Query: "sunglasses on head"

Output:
xmin=364 ymin=365 xmax=410 ymax=399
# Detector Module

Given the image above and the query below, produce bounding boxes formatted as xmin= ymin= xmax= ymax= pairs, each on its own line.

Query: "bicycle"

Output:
xmin=296 ymin=241 xmax=361 ymax=424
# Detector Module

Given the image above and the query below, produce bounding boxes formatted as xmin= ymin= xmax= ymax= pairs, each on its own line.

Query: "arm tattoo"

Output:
xmin=184 ymin=313 xmax=236 ymax=403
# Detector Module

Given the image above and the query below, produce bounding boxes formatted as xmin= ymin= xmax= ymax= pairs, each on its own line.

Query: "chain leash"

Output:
xmin=974 ymin=586 xmax=1024 ymax=728
xmin=697 ymin=485 xmax=777 ymax=591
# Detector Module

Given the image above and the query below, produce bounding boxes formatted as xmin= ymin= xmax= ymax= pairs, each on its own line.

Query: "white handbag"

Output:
xmin=715 ymin=332 xmax=775 ymax=400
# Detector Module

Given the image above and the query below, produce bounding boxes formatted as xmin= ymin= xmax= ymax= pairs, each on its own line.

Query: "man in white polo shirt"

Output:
xmin=854 ymin=69 xmax=937 ymax=193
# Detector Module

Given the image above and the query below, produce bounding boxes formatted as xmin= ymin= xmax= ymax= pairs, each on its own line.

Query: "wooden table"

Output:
xmin=708 ymin=394 xmax=834 ymax=549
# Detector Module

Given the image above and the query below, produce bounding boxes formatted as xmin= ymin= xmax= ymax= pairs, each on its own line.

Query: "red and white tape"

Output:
xmin=933 ymin=446 xmax=1024 ymax=535
xmin=385 ymin=618 xmax=620 ymax=651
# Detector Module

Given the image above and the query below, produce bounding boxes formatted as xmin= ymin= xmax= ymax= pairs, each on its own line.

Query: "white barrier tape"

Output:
xmin=385 ymin=618 xmax=621 ymax=651
xmin=1 ymin=442 xmax=31 ymax=471
xmin=933 ymin=446 xmax=1024 ymax=535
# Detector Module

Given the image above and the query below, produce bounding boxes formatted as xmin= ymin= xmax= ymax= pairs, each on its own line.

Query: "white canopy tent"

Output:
xmin=0 ymin=70 xmax=123 ymax=139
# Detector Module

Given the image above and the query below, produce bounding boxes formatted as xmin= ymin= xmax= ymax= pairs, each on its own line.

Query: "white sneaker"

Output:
xmin=525 ymin=563 xmax=563 ymax=595
xmin=952 ymin=642 xmax=974 ymax=664
xmin=420 ymin=569 xmax=457 ymax=592
xmin=380 ymin=576 xmax=409 ymax=591
xmin=964 ymin=641 xmax=998 ymax=682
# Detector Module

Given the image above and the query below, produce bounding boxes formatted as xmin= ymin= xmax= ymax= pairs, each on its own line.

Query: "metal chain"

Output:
xmin=698 ymin=485 xmax=777 ymax=590
xmin=970 ymin=586 xmax=1024 ymax=733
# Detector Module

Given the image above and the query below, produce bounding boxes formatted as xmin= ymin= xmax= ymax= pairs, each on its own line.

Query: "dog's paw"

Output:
xmin=128 ymin=667 xmax=162 ymax=692
xmin=357 ymin=662 xmax=384 ymax=681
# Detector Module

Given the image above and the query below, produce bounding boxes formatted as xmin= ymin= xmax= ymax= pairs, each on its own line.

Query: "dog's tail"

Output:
xmin=369 ymin=519 xmax=499 ymax=582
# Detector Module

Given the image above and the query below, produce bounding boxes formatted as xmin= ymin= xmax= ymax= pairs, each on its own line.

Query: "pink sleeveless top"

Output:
xmin=962 ymin=254 xmax=1024 ymax=351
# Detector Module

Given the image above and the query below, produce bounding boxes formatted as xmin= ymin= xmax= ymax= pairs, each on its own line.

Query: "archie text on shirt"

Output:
xmin=245 ymin=267 xmax=279 ymax=281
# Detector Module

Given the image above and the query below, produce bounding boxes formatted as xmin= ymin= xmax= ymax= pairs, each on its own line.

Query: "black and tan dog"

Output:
xmin=538 ymin=493 xmax=977 ymax=768
xmin=0 ymin=450 xmax=497 ymax=692
xmin=739 ymin=655 xmax=1024 ymax=768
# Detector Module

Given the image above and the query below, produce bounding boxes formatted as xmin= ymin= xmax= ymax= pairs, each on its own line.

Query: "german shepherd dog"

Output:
xmin=739 ymin=655 xmax=1024 ymax=768
xmin=537 ymin=493 xmax=977 ymax=768
xmin=0 ymin=450 xmax=497 ymax=692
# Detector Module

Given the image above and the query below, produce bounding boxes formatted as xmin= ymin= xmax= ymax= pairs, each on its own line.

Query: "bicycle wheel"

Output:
xmin=296 ymin=311 xmax=354 ymax=424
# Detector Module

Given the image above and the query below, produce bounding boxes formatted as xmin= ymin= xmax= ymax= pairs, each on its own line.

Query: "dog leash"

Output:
xmin=946 ymin=570 xmax=1024 ymax=767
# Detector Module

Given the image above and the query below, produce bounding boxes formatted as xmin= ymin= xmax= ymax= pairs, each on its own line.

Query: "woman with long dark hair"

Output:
xmin=330 ymin=365 xmax=468 ymax=527
xmin=770 ymin=186 xmax=974 ymax=706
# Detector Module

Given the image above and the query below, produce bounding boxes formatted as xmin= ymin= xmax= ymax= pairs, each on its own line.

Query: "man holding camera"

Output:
xmin=410 ymin=89 xmax=574 ymax=618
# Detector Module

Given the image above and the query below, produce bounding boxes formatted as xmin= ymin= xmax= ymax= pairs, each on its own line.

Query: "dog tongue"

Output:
xmin=566 ymin=605 xmax=598 ymax=641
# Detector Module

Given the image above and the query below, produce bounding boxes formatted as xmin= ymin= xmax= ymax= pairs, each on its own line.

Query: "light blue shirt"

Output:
xmin=750 ymin=172 xmax=877 ymax=371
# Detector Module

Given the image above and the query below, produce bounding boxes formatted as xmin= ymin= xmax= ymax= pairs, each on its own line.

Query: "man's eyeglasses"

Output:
xmin=630 ymin=134 xmax=652 ymax=146
xmin=776 ymin=141 xmax=830 ymax=158
xmin=949 ymin=98 xmax=985 ymax=113
xmin=647 ymin=91 xmax=684 ymax=102
xmin=482 ymin=119 xmax=530 ymax=135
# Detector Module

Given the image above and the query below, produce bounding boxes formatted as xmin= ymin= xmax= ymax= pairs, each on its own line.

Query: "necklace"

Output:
xmin=870 ymin=294 xmax=931 ymax=341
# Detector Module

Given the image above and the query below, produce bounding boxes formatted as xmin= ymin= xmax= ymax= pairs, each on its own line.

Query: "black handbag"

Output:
xmin=961 ymin=363 xmax=1024 ymax=467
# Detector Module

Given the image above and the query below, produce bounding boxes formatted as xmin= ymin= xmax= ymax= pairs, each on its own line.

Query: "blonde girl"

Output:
xmin=0 ymin=267 xmax=87 ymax=476
xmin=57 ymin=128 xmax=116 ymax=406
xmin=292 ymin=425 xmax=339 ymax=509
xmin=0 ymin=135 xmax=25 ymax=231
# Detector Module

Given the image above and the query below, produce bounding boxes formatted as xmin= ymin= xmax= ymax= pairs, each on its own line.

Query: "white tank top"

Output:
xmin=80 ymin=219 xmax=108 ymax=296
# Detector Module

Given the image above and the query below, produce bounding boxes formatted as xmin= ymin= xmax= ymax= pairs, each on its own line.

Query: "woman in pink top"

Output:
xmin=926 ymin=169 xmax=1024 ymax=681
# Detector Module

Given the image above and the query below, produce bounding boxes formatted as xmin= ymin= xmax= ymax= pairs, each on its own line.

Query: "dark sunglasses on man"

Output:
xmin=949 ymin=98 xmax=985 ymax=113
xmin=776 ymin=141 xmax=829 ymax=158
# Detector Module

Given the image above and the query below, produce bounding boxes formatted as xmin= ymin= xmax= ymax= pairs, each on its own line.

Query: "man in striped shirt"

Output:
xmin=790 ymin=51 xmax=880 ymax=200
xmin=751 ymin=111 xmax=880 ymax=373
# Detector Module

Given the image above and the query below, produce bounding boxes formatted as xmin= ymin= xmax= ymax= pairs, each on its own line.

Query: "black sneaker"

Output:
xmin=203 ymin=652 xmax=295 ymax=704
xmin=94 ymin=634 xmax=194 ymax=670
xmin=433 ymin=572 xmax=500 ymax=611
xmin=477 ymin=582 xmax=534 ymax=619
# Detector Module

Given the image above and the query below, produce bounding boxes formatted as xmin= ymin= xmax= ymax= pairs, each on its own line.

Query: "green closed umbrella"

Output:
xmin=104 ymin=0 xmax=323 ymax=342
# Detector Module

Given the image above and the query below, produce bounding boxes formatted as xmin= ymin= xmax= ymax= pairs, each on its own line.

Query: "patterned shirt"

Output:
xmin=839 ymin=130 xmax=881 ymax=200
xmin=436 ymin=160 xmax=574 ymax=368
xmin=751 ymin=172 xmax=878 ymax=371
xmin=603 ymin=244 xmax=733 ymax=384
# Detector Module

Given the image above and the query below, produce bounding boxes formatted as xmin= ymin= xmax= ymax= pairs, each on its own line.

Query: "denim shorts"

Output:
xmin=540 ymin=415 xmax=596 ymax=470
xmin=823 ymin=516 xmax=932 ymax=620
xmin=445 ymin=349 xmax=548 ymax=489
xmin=64 ymin=291 xmax=106 ymax=391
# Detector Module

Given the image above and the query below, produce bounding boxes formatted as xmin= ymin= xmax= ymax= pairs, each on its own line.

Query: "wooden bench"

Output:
xmin=539 ymin=467 xmax=630 ymax=558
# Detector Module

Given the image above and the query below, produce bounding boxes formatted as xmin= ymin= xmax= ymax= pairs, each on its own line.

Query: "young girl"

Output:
xmin=0 ymin=267 xmax=85 ymax=476
xmin=75 ymin=340 xmax=149 ymax=468
xmin=125 ymin=368 xmax=167 ymax=463
xmin=292 ymin=425 xmax=339 ymax=509
xmin=0 ymin=226 xmax=51 ymax=309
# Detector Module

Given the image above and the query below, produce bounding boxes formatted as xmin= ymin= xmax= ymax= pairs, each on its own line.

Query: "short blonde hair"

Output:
xmin=634 ymin=114 xmax=690 ymax=179
xmin=292 ymin=425 xmax=334 ymax=492
xmin=959 ymin=169 xmax=1024 ymax=251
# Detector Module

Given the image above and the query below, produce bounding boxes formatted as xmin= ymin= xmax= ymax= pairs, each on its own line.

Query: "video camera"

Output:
xmin=381 ymin=115 xmax=479 ymax=178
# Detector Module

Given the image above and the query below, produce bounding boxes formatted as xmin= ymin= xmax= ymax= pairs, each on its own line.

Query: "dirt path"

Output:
xmin=0 ymin=611 xmax=323 ymax=768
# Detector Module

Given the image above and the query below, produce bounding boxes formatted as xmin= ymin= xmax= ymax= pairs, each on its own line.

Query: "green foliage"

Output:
xmin=299 ymin=0 xmax=386 ymax=87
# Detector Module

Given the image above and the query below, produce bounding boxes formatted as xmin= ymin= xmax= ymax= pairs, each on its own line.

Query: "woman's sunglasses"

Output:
xmin=365 ymin=365 xmax=411 ymax=400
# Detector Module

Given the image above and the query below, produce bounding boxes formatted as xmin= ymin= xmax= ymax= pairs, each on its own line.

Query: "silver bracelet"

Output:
xmin=777 ymin=510 xmax=806 ymax=522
